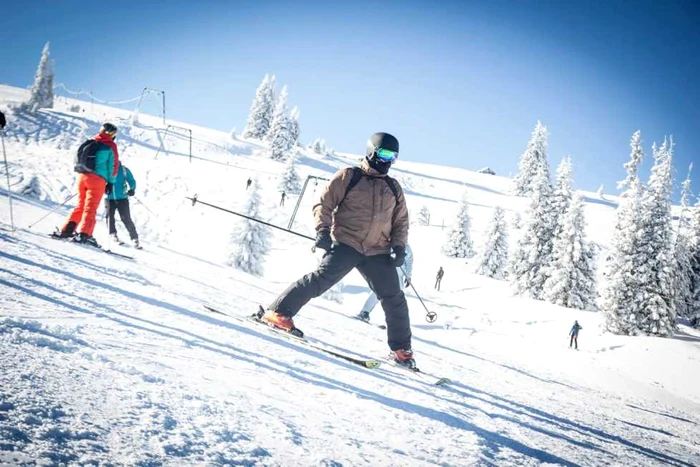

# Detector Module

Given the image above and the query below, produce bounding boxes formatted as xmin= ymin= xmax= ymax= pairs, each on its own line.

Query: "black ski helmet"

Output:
xmin=366 ymin=132 xmax=399 ymax=159
xmin=100 ymin=122 xmax=118 ymax=136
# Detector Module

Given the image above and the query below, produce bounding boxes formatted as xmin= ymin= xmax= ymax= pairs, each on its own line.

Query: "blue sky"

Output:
xmin=2 ymin=0 xmax=699 ymax=199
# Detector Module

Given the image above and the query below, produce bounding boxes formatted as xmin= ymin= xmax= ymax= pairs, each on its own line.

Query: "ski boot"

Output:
xmin=72 ymin=233 xmax=101 ymax=249
xmin=356 ymin=311 xmax=371 ymax=322
xmin=132 ymin=238 xmax=142 ymax=250
xmin=260 ymin=308 xmax=304 ymax=338
xmin=391 ymin=348 xmax=418 ymax=371
xmin=50 ymin=222 xmax=76 ymax=239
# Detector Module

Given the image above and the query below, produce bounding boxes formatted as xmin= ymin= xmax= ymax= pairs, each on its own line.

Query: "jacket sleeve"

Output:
xmin=313 ymin=168 xmax=352 ymax=232
xmin=390 ymin=182 xmax=409 ymax=247
xmin=106 ymin=151 xmax=117 ymax=184
xmin=126 ymin=168 xmax=136 ymax=192
xmin=403 ymin=244 xmax=414 ymax=280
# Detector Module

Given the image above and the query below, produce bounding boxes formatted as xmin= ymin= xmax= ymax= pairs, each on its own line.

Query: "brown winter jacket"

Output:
xmin=313 ymin=159 xmax=409 ymax=255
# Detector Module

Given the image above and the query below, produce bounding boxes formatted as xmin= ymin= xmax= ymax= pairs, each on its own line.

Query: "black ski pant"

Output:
xmin=435 ymin=278 xmax=442 ymax=291
xmin=105 ymin=198 xmax=138 ymax=240
xmin=269 ymin=242 xmax=412 ymax=351
xmin=569 ymin=335 xmax=578 ymax=349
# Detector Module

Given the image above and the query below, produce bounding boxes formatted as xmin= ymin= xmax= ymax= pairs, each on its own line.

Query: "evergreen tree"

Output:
xmin=475 ymin=207 xmax=509 ymax=280
xmin=543 ymin=194 xmax=598 ymax=310
xmin=635 ymin=139 xmax=676 ymax=336
xmin=511 ymin=212 xmax=522 ymax=230
xmin=278 ymin=150 xmax=301 ymax=194
xmin=289 ymin=106 xmax=301 ymax=147
xmin=513 ymin=121 xmax=548 ymax=196
xmin=442 ymin=194 xmax=476 ymax=259
xmin=242 ymin=74 xmax=276 ymax=139
xmin=227 ymin=180 xmax=270 ymax=275
xmin=687 ymin=201 xmax=700 ymax=328
xmin=674 ymin=164 xmax=694 ymax=319
xmin=418 ymin=205 xmax=431 ymax=226
xmin=22 ymin=42 xmax=54 ymax=112
xmin=509 ymin=160 xmax=556 ymax=299
xmin=603 ymin=132 xmax=647 ymax=335
xmin=552 ymin=156 xmax=574 ymax=240
xmin=268 ymin=85 xmax=292 ymax=160
xmin=311 ymin=138 xmax=326 ymax=155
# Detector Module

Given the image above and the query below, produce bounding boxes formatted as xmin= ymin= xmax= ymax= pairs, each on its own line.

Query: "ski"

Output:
xmin=48 ymin=233 xmax=135 ymax=260
xmin=353 ymin=315 xmax=387 ymax=330
xmin=203 ymin=305 xmax=382 ymax=369
xmin=384 ymin=358 xmax=451 ymax=386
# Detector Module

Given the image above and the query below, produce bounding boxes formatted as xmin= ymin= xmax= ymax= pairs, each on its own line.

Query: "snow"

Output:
xmin=1 ymin=84 xmax=700 ymax=465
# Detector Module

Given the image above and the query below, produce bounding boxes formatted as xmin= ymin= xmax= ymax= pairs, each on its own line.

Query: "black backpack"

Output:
xmin=74 ymin=139 xmax=101 ymax=173
xmin=340 ymin=167 xmax=400 ymax=206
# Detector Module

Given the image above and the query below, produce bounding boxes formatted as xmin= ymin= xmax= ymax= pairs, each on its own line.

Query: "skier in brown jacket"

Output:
xmin=262 ymin=132 xmax=417 ymax=368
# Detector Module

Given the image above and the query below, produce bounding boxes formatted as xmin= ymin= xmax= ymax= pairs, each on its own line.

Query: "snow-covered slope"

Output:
xmin=1 ymin=85 xmax=699 ymax=466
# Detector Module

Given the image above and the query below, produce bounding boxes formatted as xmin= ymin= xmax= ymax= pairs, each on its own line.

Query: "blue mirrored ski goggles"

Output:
xmin=376 ymin=148 xmax=398 ymax=163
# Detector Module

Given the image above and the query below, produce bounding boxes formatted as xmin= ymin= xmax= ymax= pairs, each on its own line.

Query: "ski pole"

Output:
xmin=187 ymin=195 xmax=315 ymax=242
xmin=27 ymin=193 xmax=76 ymax=229
xmin=133 ymin=195 xmax=157 ymax=217
xmin=401 ymin=266 xmax=438 ymax=323
xmin=1 ymin=127 xmax=15 ymax=231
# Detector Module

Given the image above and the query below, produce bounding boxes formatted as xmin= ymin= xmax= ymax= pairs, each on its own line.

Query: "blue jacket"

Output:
xmin=107 ymin=163 xmax=136 ymax=200
xmin=570 ymin=322 xmax=582 ymax=337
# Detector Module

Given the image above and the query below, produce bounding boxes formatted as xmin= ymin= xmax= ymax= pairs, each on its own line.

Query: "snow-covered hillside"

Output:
xmin=1 ymin=85 xmax=699 ymax=466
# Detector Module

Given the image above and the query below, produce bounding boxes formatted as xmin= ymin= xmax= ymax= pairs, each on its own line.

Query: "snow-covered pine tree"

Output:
xmin=552 ymin=156 xmax=574 ymax=239
xmin=227 ymin=179 xmax=270 ymax=276
xmin=635 ymin=138 xmax=676 ymax=336
xmin=603 ymin=131 xmax=648 ymax=335
xmin=278 ymin=150 xmax=301 ymax=194
xmin=442 ymin=194 xmax=476 ymax=259
xmin=509 ymin=160 xmax=556 ymax=299
xmin=289 ymin=106 xmax=300 ymax=147
xmin=311 ymin=138 xmax=326 ymax=155
xmin=511 ymin=212 xmax=522 ymax=229
xmin=229 ymin=126 xmax=237 ymax=140
xmin=513 ymin=121 xmax=548 ymax=196
xmin=242 ymin=74 xmax=276 ymax=139
xmin=418 ymin=205 xmax=431 ymax=226
xmin=267 ymin=85 xmax=292 ymax=160
xmin=688 ymin=200 xmax=700 ymax=328
xmin=22 ymin=42 xmax=54 ymax=112
xmin=674 ymin=164 xmax=694 ymax=319
xmin=475 ymin=206 xmax=509 ymax=280
xmin=542 ymin=194 xmax=597 ymax=310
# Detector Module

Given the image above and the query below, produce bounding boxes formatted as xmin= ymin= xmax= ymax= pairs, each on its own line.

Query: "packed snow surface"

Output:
xmin=1 ymin=85 xmax=699 ymax=466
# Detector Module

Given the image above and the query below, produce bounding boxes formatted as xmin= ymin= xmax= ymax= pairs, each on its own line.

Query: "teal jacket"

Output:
xmin=93 ymin=144 xmax=117 ymax=184
xmin=107 ymin=163 xmax=136 ymax=200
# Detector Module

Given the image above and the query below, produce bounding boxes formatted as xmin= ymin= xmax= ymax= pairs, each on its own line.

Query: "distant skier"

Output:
xmin=357 ymin=244 xmax=413 ymax=322
xmin=246 ymin=177 xmax=252 ymax=190
xmin=260 ymin=132 xmax=417 ymax=369
xmin=280 ymin=191 xmax=286 ymax=206
xmin=435 ymin=266 xmax=444 ymax=291
xmin=569 ymin=320 xmax=582 ymax=350
xmin=105 ymin=162 xmax=141 ymax=249
xmin=53 ymin=123 xmax=118 ymax=247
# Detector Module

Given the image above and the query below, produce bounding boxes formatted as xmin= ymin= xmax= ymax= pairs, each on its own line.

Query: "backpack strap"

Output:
xmin=339 ymin=167 xmax=401 ymax=207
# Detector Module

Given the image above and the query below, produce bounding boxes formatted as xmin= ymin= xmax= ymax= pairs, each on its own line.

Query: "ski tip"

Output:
xmin=365 ymin=361 xmax=382 ymax=369
xmin=434 ymin=378 xmax=451 ymax=386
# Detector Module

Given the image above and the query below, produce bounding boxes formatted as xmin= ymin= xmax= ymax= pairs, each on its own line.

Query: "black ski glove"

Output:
xmin=403 ymin=276 xmax=411 ymax=288
xmin=391 ymin=245 xmax=406 ymax=267
xmin=314 ymin=228 xmax=332 ymax=252
xmin=105 ymin=183 xmax=113 ymax=195
xmin=127 ymin=189 xmax=135 ymax=197
xmin=0 ymin=110 xmax=6 ymax=130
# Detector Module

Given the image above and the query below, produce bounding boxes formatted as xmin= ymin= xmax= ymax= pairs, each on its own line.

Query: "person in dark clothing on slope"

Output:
xmin=569 ymin=320 xmax=582 ymax=350
xmin=261 ymin=132 xmax=417 ymax=369
xmin=435 ymin=266 xmax=444 ymax=291
xmin=104 ymin=162 xmax=141 ymax=249
xmin=246 ymin=177 xmax=252 ymax=190
xmin=280 ymin=191 xmax=286 ymax=206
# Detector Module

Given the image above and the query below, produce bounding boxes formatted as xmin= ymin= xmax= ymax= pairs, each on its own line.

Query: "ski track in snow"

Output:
xmin=1 ymin=85 xmax=700 ymax=466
